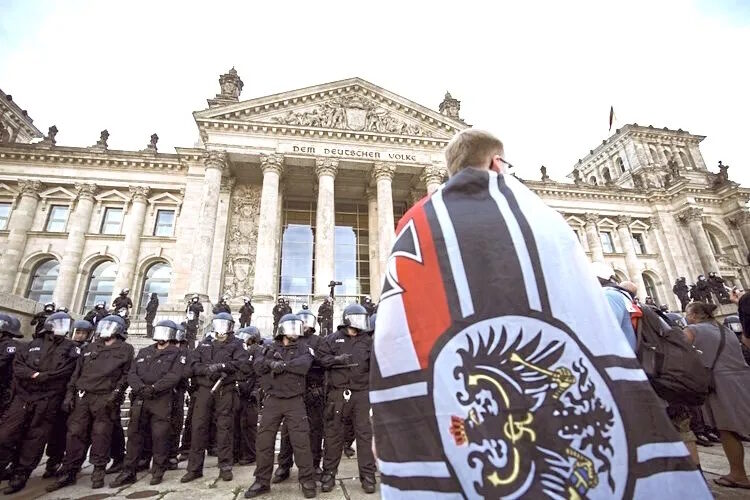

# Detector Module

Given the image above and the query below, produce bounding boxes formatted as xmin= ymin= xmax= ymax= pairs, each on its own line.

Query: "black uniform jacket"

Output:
xmin=189 ymin=335 xmax=250 ymax=388
xmin=0 ymin=337 xmax=24 ymax=388
xmin=299 ymin=334 xmax=325 ymax=388
xmin=69 ymin=339 xmax=134 ymax=395
xmin=316 ymin=328 xmax=372 ymax=391
xmin=112 ymin=296 xmax=133 ymax=310
xmin=239 ymin=304 xmax=254 ymax=322
xmin=13 ymin=336 xmax=79 ymax=401
xmin=212 ymin=303 xmax=231 ymax=315
xmin=253 ymin=340 xmax=312 ymax=399
xmin=129 ymin=343 xmax=185 ymax=397
xmin=237 ymin=343 xmax=259 ymax=398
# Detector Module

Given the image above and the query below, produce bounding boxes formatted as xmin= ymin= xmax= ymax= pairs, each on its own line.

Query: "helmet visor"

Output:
xmin=96 ymin=319 xmax=121 ymax=339
xmin=72 ymin=328 xmax=91 ymax=342
xmin=153 ymin=325 xmax=176 ymax=341
xmin=279 ymin=319 xmax=303 ymax=338
xmin=48 ymin=317 xmax=72 ymax=336
xmin=300 ymin=313 xmax=316 ymax=329
xmin=0 ymin=318 xmax=13 ymax=334
xmin=175 ymin=329 xmax=186 ymax=342
xmin=346 ymin=313 xmax=369 ymax=331
xmin=212 ymin=318 xmax=233 ymax=335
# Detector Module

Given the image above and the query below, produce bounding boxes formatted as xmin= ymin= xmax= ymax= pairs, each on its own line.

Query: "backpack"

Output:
xmin=635 ymin=305 xmax=711 ymax=406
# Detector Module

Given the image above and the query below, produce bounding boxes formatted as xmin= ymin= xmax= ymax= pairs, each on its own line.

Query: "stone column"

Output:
xmin=647 ymin=218 xmax=679 ymax=310
xmin=373 ymin=162 xmax=396 ymax=286
xmin=366 ymin=188 xmax=380 ymax=301
xmin=729 ymin=211 xmax=750 ymax=251
xmin=0 ymin=179 xmax=42 ymax=293
xmin=187 ymin=151 xmax=227 ymax=297
xmin=111 ymin=186 xmax=150 ymax=303
xmin=679 ymin=207 xmax=719 ymax=275
xmin=314 ymin=158 xmax=338 ymax=299
xmin=53 ymin=183 xmax=97 ymax=307
xmin=252 ymin=154 xmax=284 ymax=300
xmin=687 ymin=143 xmax=707 ymax=170
xmin=616 ymin=216 xmax=647 ymax=297
xmin=583 ymin=213 xmax=605 ymax=263
xmin=421 ymin=165 xmax=446 ymax=195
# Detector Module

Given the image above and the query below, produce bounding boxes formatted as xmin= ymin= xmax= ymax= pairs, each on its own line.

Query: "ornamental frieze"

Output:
xmin=223 ymin=183 xmax=262 ymax=299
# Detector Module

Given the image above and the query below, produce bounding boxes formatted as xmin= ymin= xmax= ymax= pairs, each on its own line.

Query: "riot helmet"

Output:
xmin=44 ymin=312 xmax=72 ymax=337
xmin=121 ymin=288 xmax=130 ymax=296
xmin=297 ymin=309 xmax=316 ymax=331
xmin=212 ymin=312 xmax=234 ymax=341
xmin=95 ymin=301 xmax=105 ymax=310
xmin=243 ymin=296 xmax=251 ymax=304
xmin=237 ymin=325 xmax=261 ymax=345
xmin=56 ymin=306 xmax=69 ymax=313
xmin=44 ymin=302 xmax=56 ymax=313
xmin=724 ymin=315 xmax=743 ymax=334
xmin=153 ymin=319 xmax=178 ymax=342
xmin=191 ymin=294 xmax=199 ymax=303
xmin=342 ymin=303 xmax=369 ymax=332
xmin=96 ymin=315 xmax=127 ymax=340
xmin=71 ymin=320 xmax=95 ymax=343
xmin=175 ymin=322 xmax=187 ymax=342
xmin=301 ymin=303 xmax=309 ymax=310
xmin=278 ymin=313 xmax=303 ymax=339
xmin=0 ymin=313 xmax=22 ymax=338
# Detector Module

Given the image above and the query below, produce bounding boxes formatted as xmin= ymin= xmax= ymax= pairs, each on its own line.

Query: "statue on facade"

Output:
xmin=667 ymin=156 xmax=680 ymax=178
xmin=631 ymin=172 xmax=645 ymax=189
xmin=40 ymin=125 xmax=58 ymax=146
xmin=93 ymin=129 xmax=109 ymax=149
xmin=707 ymin=271 xmax=731 ymax=304
xmin=572 ymin=169 xmax=583 ymax=185
xmin=218 ymin=67 xmax=243 ymax=100
xmin=714 ymin=161 xmax=730 ymax=187
xmin=0 ymin=121 xmax=10 ymax=142
xmin=148 ymin=133 xmax=158 ymax=151
xmin=689 ymin=275 xmax=713 ymax=303
xmin=540 ymin=165 xmax=550 ymax=182
xmin=672 ymin=277 xmax=690 ymax=311
xmin=439 ymin=91 xmax=461 ymax=120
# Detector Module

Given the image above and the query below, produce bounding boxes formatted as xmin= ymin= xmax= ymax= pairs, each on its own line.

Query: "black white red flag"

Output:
xmin=371 ymin=167 xmax=710 ymax=499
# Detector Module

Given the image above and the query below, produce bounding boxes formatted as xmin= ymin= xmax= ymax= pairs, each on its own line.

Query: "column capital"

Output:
xmin=616 ymin=215 xmax=632 ymax=228
xmin=315 ymin=157 xmax=339 ymax=178
xmin=727 ymin=210 xmax=750 ymax=228
xmin=17 ymin=179 xmax=42 ymax=198
xmin=203 ymin=150 xmax=228 ymax=172
xmin=260 ymin=153 xmax=284 ymax=176
xmin=129 ymin=185 xmax=150 ymax=202
xmin=74 ymin=183 xmax=97 ymax=201
xmin=583 ymin=212 xmax=599 ymax=225
xmin=420 ymin=164 xmax=446 ymax=185
xmin=372 ymin=161 xmax=396 ymax=182
xmin=677 ymin=206 xmax=703 ymax=224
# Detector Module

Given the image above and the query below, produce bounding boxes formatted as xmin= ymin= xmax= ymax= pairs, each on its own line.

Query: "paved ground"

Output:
xmin=5 ymin=442 xmax=750 ymax=499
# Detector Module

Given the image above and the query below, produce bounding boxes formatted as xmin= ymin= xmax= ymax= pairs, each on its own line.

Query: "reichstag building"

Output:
xmin=1 ymin=69 xmax=748 ymax=335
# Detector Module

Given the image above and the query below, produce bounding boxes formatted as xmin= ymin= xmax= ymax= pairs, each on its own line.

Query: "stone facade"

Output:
xmin=1 ymin=74 xmax=748 ymax=335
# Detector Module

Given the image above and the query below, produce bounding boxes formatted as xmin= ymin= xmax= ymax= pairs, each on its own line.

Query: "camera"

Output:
xmin=329 ymin=281 xmax=343 ymax=287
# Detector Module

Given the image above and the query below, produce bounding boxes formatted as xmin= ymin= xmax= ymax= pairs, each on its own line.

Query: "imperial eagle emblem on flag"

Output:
xmin=371 ymin=167 xmax=711 ymax=499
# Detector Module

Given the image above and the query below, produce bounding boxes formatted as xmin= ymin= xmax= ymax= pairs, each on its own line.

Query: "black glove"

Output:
xmin=206 ymin=363 xmax=225 ymax=374
xmin=141 ymin=385 xmax=156 ymax=400
xmin=61 ymin=393 xmax=74 ymax=413
xmin=333 ymin=353 xmax=353 ymax=364
xmin=269 ymin=360 xmax=285 ymax=375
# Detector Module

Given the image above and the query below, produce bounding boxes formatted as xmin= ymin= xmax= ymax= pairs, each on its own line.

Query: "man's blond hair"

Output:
xmin=444 ymin=129 xmax=504 ymax=176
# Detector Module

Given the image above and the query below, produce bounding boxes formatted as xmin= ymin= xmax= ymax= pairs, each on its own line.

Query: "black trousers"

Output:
xmin=179 ymin=390 xmax=196 ymax=453
xmin=234 ymin=397 xmax=258 ymax=462
xmin=170 ymin=388 xmax=185 ymax=460
xmin=0 ymin=394 xmax=63 ymax=477
xmin=254 ymin=395 xmax=314 ymax=486
xmin=322 ymin=389 xmax=375 ymax=480
xmin=278 ymin=388 xmax=324 ymax=469
xmin=62 ymin=392 xmax=117 ymax=471
xmin=124 ymin=393 xmax=172 ymax=472
xmin=187 ymin=385 xmax=236 ymax=473
xmin=110 ymin=407 xmax=125 ymax=461
xmin=45 ymin=408 xmax=68 ymax=466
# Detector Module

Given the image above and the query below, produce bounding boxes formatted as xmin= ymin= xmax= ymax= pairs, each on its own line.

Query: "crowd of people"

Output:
xmin=0 ymin=289 xmax=380 ymax=498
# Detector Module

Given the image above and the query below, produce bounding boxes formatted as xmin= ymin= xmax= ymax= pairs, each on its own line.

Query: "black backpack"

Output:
xmin=635 ymin=306 xmax=713 ymax=406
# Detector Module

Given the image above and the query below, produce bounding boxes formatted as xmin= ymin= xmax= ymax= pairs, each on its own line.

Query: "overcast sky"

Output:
xmin=1 ymin=0 xmax=748 ymax=184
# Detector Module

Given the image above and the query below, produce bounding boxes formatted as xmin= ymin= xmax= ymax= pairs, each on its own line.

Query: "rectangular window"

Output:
xmin=0 ymin=202 xmax=10 ymax=230
xmin=600 ymin=231 xmax=615 ymax=253
xmin=100 ymin=207 xmax=124 ymax=234
xmin=46 ymin=205 xmax=69 ymax=232
xmin=632 ymin=233 xmax=645 ymax=255
xmin=154 ymin=209 xmax=175 ymax=236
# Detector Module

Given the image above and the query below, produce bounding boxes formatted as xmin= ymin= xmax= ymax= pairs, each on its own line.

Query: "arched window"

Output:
xmin=139 ymin=262 xmax=172 ymax=313
xmin=26 ymin=259 xmax=59 ymax=303
xmin=602 ymin=168 xmax=612 ymax=183
xmin=81 ymin=261 xmax=117 ymax=313
xmin=705 ymin=230 xmax=722 ymax=256
xmin=616 ymin=157 xmax=625 ymax=173
xmin=642 ymin=273 xmax=661 ymax=304
xmin=589 ymin=176 xmax=598 ymax=185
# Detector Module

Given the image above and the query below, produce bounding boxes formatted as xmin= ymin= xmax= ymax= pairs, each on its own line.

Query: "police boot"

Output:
xmin=320 ymin=472 xmax=336 ymax=493
xmin=343 ymin=446 xmax=355 ymax=458
xmin=150 ymin=468 xmax=165 ymax=486
xmin=301 ymin=480 xmax=317 ymax=498
xmin=42 ymin=461 xmax=61 ymax=478
xmin=361 ymin=477 xmax=376 ymax=494
xmin=180 ymin=471 xmax=203 ymax=483
xmin=219 ymin=468 xmax=233 ymax=481
xmin=46 ymin=470 xmax=77 ymax=492
xmin=167 ymin=457 xmax=179 ymax=470
xmin=244 ymin=481 xmax=270 ymax=498
xmin=2 ymin=475 xmax=26 ymax=495
xmin=110 ymin=471 xmax=137 ymax=488
xmin=136 ymin=458 xmax=150 ymax=472
xmin=106 ymin=458 xmax=124 ymax=474
xmin=272 ymin=466 xmax=290 ymax=483
xmin=91 ymin=466 xmax=106 ymax=489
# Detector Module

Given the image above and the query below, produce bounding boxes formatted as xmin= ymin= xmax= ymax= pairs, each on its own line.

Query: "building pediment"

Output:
xmin=194 ymin=78 xmax=465 ymax=142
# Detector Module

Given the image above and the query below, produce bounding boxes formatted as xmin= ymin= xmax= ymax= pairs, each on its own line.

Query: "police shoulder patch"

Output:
xmin=180 ymin=355 xmax=186 ymax=364
xmin=335 ymin=339 xmax=345 ymax=343
xmin=29 ymin=346 xmax=41 ymax=352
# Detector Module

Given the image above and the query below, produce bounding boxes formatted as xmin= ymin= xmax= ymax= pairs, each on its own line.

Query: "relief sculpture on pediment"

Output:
xmin=224 ymin=183 xmax=262 ymax=298
xmin=271 ymin=94 xmax=428 ymax=136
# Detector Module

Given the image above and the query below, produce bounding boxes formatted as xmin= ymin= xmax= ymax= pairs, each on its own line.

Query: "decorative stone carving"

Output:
xmin=223 ymin=184 xmax=262 ymax=298
xmin=145 ymin=133 xmax=158 ymax=152
xmin=540 ymin=165 xmax=550 ymax=182
xmin=677 ymin=206 xmax=703 ymax=224
xmin=129 ymin=185 xmax=150 ymax=202
xmin=272 ymin=94 xmax=428 ymax=136
xmin=315 ymin=158 xmax=339 ymax=178
xmin=218 ymin=67 xmax=243 ymax=101
xmin=74 ymin=183 xmax=97 ymax=201
xmin=0 ymin=120 xmax=10 ymax=143
xmin=93 ymin=129 xmax=109 ymax=150
xmin=439 ymin=91 xmax=461 ymax=120
xmin=40 ymin=125 xmax=58 ymax=146
xmin=572 ymin=169 xmax=583 ymax=186
xmin=259 ymin=153 xmax=284 ymax=175
xmin=372 ymin=162 xmax=396 ymax=182
xmin=727 ymin=210 xmax=750 ymax=228
xmin=204 ymin=150 xmax=228 ymax=172
xmin=583 ymin=212 xmax=599 ymax=225
xmin=421 ymin=165 xmax=446 ymax=186
xmin=713 ymin=161 xmax=730 ymax=187
xmin=616 ymin=215 xmax=632 ymax=228
xmin=220 ymin=175 xmax=236 ymax=193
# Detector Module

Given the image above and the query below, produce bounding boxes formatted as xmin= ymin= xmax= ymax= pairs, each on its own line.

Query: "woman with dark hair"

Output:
xmin=684 ymin=302 xmax=750 ymax=489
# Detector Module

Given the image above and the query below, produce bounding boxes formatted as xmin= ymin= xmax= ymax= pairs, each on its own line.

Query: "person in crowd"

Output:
xmin=317 ymin=297 xmax=334 ymax=336
xmin=185 ymin=294 xmax=204 ymax=349
xmin=30 ymin=301 xmax=56 ymax=338
xmin=84 ymin=301 xmax=108 ymax=326
xmin=113 ymin=288 xmax=133 ymax=312
xmin=360 ymin=296 xmax=376 ymax=317
xmin=592 ymin=263 xmax=639 ymax=350
xmin=272 ymin=298 xmax=286 ymax=334
xmin=235 ymin=325 xmax=261 ymax=466
xmin=168 ymin=322 xmax=189 ymax=468
xmin=0 ymin=314 xmax=23 ymax=416
xmin=0 ymin=312 xmax=79 ymax=494
xmin=683 ymin=301 xmax=750 ymax=489
xmin=239 ymin=297 xmax=254 ymax=328
xmin=213 ymin=295 xmax=232 ymax=315
xmin=145 ymin=293 xmax=159 ymax=338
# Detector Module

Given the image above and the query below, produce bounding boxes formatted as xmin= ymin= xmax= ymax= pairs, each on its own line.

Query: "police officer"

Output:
xmin=0 ymin=312 xmax=79 ymax=494
xmin=272 ymin=298 xmax=286 ymax=333
xmin=181 ymin=312 xmax=248 ymax=483
xmin=145 ymin=293 xmax=159 ymax=338
xmin=235 ymin=326 xmax=262 ymax=465
xmin=43 ymin=320 xmax=97 ymax=479
xmin=239 ymin=297 xmax=254 ymax=328
xmin=110 ymin=320 xmax=185 ymax=487
xmin=317 ymin=303 xmax=377 ymax=494
xmin=84 ymin=301 xmax=108 ymax=325
xmin=168 ymin=322 xmax=189 ymax=467
xmin=112 ymin=288 xmax=133 ymax=312
xmin=317 ymin=297 xmax=334 ymax=336
xmin=0 ymin=314 xmax=23 ymax=415
xmin=47 ymin=315 xmax=134 ymax=491
xmin=361 ymin=296 xmax=376 ymax=317
xmin=30 ymin=301 xmax=56 ymax=338
xmin=274 ymin=309 xmax=325 ymax=482
xmin=186 ymin=294 xmax=204 ymax=349
xmin=213 ymin=295 xmax=232 ymax=315
xmin=244 ymin=314 xmax=316 ymax=499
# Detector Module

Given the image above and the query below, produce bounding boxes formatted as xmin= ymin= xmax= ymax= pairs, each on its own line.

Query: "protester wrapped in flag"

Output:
xmin=370 ymin=129 xmax=710 ymax=499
